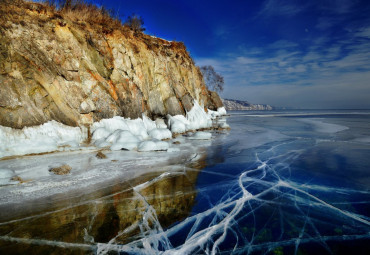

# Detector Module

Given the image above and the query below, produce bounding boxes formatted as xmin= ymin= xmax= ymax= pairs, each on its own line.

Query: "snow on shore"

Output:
xmin=0 ymin=102 xmax=227 ymax=160
xmin=0 ymin=102 xmax=228 ymax=201
xmin=0 ymin=121 xmax=88 ymax=159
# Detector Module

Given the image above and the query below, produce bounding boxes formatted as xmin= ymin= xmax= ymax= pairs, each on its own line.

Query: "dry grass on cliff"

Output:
xmin=44 ymin=0 xmax=123 ymax=34
xmin=0 ymin=0 xmax=193 ymax=61
xmin=0 ymin=0 xmax=124 ymax=34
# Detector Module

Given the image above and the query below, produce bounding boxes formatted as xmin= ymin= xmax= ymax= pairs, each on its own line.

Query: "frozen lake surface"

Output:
xmin=1 ymin=110 xmax=370 ymax=254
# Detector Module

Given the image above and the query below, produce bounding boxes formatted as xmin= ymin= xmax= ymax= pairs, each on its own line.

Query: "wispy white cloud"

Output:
xmin=226 ymin=74 xmax=370 ymax=109
xmin=315 ymin=17 xmax=341 ymax=30
xmin=213 ymin=25 xmax=231 ymax=39
xmin=195 ymin=28 xmax=370 ymax=108
xmin=318 ymin=0 xmax=357 ymax=14
xmin=258 ymin=0 xmax=307 ymax=17
xmin=354 ymin=27 xmax=370 ymax=38
xmin=267 ymin=40 xmax=299 ymax=49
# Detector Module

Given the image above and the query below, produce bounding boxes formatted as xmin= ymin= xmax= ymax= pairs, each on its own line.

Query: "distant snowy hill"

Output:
xmin=222 ymin=99 xmax=273 ymax=111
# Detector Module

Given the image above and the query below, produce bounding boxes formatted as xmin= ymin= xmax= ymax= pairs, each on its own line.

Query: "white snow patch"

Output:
xmin=0 ymin=121 xmax=87 ymax=159
xmin=91 ymin=116 xmax=150 ymax=150
xmin=167 ymin=101 xmax=223 ymax=133
xmin=123 ymin=119 xmax=149 ymax=140
xmin=108 ymin=130 xmax=141 ymax=151
xmin=138 ymin=140 xmax=169 ymax=152
xmin=149 ymin=128 xmax=172 ymax=140
xmin=91 ymin=127 xmax=111 ymax=141
xmin=186 ymin=101 xmax=213 ymax=130
xmin=217 ymin=107 xmax=227 ymax=115
xmin=142 ymin=114 xmax=157 ymax=132
xmin=92 ymin=117 xmax=149 ymax=140
xmin=208 ymin=107 xmax=227 ymax=119
xmin=91 ymin=116 xmax=129 ymax=134
xmin=167 ymin=115 xmax=188 ymax=133
xmin=0 ymin=101 xmax=229 ymax=158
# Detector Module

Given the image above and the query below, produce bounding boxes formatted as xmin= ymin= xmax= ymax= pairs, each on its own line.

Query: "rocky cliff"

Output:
xmin=0 ymin=1 xmax=223 ymax=129
xmin=222 ymin=99 xmax=273 ymax=111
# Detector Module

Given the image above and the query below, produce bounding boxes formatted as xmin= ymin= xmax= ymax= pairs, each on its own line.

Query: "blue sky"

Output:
xmin=80 ymin=1 xmax=370 ymax=108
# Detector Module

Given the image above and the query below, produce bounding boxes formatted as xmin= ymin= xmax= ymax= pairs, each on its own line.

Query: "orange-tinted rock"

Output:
xmin=0 ymin=2 xmax=223 ymax=129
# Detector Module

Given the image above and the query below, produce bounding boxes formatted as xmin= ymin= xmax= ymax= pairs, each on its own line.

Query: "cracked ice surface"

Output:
xmin=1 ymin=110 xmax=370 ymax=254
xmin=99 ymin=111 xmax=370 ymax=254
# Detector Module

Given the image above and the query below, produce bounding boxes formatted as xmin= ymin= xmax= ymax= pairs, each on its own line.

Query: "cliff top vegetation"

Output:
xmin=0 ymin=0 xmax=138 ymax=35
xmin=0 ymin=0 xmax=192 ymax=61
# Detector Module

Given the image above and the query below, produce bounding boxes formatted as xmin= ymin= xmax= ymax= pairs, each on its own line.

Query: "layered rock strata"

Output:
xmin=0 ymin=1 xmax=223 ymax=129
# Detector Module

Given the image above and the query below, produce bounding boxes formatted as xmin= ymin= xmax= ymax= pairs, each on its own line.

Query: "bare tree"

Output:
xmin=200 ymin=65 xmax=224 ymax=93
xmin=124 ymin=14 xmax=145 ymax=32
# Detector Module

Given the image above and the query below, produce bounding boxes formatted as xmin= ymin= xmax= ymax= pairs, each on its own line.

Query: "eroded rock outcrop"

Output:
xmin=0 ymin=1 xmax=223 ymax=129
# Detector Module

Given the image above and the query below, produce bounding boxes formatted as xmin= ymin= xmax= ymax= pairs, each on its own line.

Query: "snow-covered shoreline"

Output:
xmin=0 ymin=102 xmax=228 ymax=196
xmin=0 ymin=103 xmax=227 ymax=159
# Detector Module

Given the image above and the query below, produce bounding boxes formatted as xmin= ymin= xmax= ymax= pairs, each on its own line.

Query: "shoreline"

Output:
xmin=0 ymin=125 xmax=229 ymax=211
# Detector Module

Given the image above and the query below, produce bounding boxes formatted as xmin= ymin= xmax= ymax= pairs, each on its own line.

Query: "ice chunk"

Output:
xmin=107 ymin=130 xmax=141 ymax=151
xmin=149 ymin=128 xmax=172 ymax=140
xmin=186 ymin=101 xmax=212 ymax=130
xmin=166 ymin=101 xmax=224 ymax=133
xmin=167 ymin=115 xmax=188 ymax=133
xmin=217 ymin=107 xmax=227 ymax=115
xmin=91 ymin=127 xmax=111 ymax=141
xmin=114 ymin=130 xmax=141 ymax=144
xmin=208 ymin=107 xmax=227 ymax=119
xmin=95 ymin=140 xmax=110 ymax=148
xmin=0 ymin=121 xmax=87 ymax=159
xmin=91 ymin=116 xmax=129 ymax=133
xmin=138 ymin=140 xmax=169 ymax=152
xmin=142 ymin=114 xmax=157 ymax=132
xmin=105 ymin=130 xmax=124 ymax=144
xmin=92 ymin=117 xmax=148 ymax=139
xmin=189 ymin=131 xmax=212 ymax=140
xmin=125 ymin=119 xmax=149 ymax=140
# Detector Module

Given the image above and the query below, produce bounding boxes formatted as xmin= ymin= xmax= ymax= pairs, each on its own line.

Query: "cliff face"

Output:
xmin=222 ymin=99 xmax=273 ymax=111
xmin=0 ymin=1 xmax=223 ymax=129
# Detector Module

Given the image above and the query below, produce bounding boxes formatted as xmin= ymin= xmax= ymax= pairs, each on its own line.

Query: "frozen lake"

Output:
xmin=1 ymin=110 xmax=370 ymax=254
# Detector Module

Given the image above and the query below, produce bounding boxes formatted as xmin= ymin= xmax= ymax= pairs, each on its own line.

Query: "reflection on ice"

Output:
xmin=0 ymin=162 xmax=204 ymax=254
xmin=103 ymin=139 xmax=369 ymax=254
